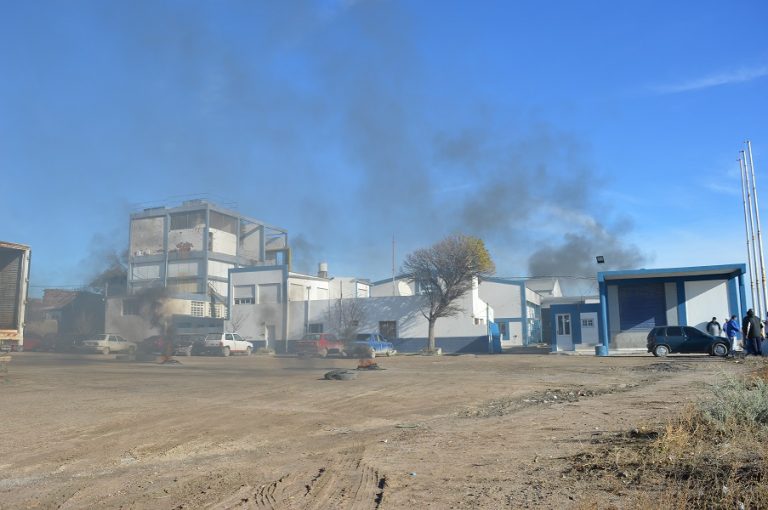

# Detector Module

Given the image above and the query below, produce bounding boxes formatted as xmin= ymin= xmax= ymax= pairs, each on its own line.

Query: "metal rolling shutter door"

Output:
xmin=618 ymin=283 xmax=667 ymax=331
xmin=0 ymin=251 xmax=22 ymax=329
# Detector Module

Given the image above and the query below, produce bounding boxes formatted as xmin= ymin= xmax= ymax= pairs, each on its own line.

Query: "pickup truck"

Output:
xmin=296 ymin=333 xmax=346 ymax=358
xmin=203 ymin=333 xmax=253 ymax=356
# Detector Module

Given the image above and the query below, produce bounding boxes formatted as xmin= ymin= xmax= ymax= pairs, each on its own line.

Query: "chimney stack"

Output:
xmin=318 ymin=262 xmax=329 ymax=279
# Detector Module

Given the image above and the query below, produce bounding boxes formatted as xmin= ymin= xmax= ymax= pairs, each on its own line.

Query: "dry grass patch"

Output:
xmin=569 ymin=364 xmax=768 ymax=509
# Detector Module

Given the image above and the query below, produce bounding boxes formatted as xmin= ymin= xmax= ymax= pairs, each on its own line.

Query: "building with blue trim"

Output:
xmin=549 ymin=297 xmax=602 ymax=352
xmin=597 ymin=264 xmax=747 ymax=352
xmin=127 ymin=199 xmax=289 ymax=317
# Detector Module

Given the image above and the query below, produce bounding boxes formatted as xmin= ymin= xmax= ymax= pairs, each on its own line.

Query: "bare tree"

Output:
xmin=327 ymin=297 xmax=365 ymax=341
xmin=227 ymin=308 xmax=251 ymax=334
xmin=403 ymin=234 xmax=495 ymax=353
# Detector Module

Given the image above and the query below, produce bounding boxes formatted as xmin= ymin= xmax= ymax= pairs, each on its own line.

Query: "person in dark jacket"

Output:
xmin=706 ymin=317 xmax=722 ymax=337
xmin=742 ymin=309 xmax=763 ymax=356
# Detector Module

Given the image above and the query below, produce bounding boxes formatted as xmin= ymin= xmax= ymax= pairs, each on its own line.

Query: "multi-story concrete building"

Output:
xmin=127 ymin=199 xmax=289 ymax=318
xmin=106 ymin=200 xmax=290 ymax=342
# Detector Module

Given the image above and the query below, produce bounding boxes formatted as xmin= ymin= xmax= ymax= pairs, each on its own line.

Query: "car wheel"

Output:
xmin=184 ymin=347 xmax=193 ymax=356
xmin=653 ymin=345 xmax=669 ymax=357
xmin=369 ymin=348 xmax=376 ymax=359
xmin=102 ymin=347 xmax=110 ymax=355
xmin=712 ymin=342 xmax=729 ymax=357
xmin=386 ymin=349 xmax=393 ymax=357
xmin=222 ymin=346 xmax=231 ymax=357
xmin=245 ymin=347 xmax=252 ymax=356
xmin=318 ymin=348 xmax=328 ymax=358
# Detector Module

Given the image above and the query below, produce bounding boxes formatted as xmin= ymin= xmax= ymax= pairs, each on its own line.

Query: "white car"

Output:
xmin=203 ymin=333 xmax=253 ymax=356
xmin=79 ymin=334 xmax=136 ymax=355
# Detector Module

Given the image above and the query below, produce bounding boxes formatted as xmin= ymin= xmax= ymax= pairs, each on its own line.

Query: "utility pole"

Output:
xmin=747 ymin=140 xmax=768 ymax=319
xmin=740 ymin=156 xmax=757 ymax=311
xmin=743 ymin=150 xmax=762 ymax=317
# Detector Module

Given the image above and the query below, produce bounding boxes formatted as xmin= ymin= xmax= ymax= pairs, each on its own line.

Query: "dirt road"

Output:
xmin=0 ymin=352 xmax=743 ymax=509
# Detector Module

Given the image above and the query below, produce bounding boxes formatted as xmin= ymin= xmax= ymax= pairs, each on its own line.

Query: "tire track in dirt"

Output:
xmin=241 ymin=443 xmax=385 ymax=510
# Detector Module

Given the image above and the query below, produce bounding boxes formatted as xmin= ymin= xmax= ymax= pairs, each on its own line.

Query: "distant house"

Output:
xmin=524 ymin=278 xmax=563 ymax=298
xmin=26 ymin=289 xmax=105 ymax=341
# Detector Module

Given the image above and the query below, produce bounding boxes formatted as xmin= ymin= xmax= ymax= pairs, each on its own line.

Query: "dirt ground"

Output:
xmin=0 ymin=351 xmax=747 ymax=509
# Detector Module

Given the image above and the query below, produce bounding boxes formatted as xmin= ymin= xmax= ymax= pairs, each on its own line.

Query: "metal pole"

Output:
xmin=747 ymin=140 xmax=768 ymax=319
xmin=392 ymin=234 xmax=396 ymax=296
xmin=744 ymin=151 xmax=762 ymax=317
xmin=740 ymin=156 xmax=757 ymax=312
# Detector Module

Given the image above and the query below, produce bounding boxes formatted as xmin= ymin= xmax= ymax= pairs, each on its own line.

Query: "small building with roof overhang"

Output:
xmin=597 ymin=264 xmax=747 ymax=352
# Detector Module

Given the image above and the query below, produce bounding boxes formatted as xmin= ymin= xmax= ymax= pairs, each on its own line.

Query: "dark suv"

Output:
xmin=646 ymin=326 xmax=729 ymax=357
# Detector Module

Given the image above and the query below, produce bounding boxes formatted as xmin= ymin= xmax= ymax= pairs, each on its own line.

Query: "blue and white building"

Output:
xmin=597 ymin=264 xmax=747 ymax=352
xmin=549 ymin=296 xmax=602 ymax=352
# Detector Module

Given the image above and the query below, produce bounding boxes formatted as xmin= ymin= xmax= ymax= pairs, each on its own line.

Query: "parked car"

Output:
xmin=351 ymin=333 xmax=396 ymax=358
xmin=173 ymin=334 xmax=206 ymax=356
xmin=296 ymin=333 xmax=345 ymax=358
xmin=646 ymin=326 xmax=729 ymax=357
xmin=138 ymin=335 xmax=165 ymax=355
xmin=202 ymin=333 xmax=253 ymax=356
xmin=79 ymin=334 xmax=137 ymax=355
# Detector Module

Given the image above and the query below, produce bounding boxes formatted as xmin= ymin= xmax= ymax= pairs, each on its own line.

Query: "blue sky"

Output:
xmin=2 ymin=0 xmax=767 ymax=295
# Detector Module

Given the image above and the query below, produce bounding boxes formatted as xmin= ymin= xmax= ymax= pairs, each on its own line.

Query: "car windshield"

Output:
xmin=91 ymin=335 xmax=109 ymax=341
xmin=355 ymin=334 xmax=370 ymax=341
xmin=302 ymin=334 xmax=320 ymax=340
xmin=204 ymin=334 xmax=221 ymax=341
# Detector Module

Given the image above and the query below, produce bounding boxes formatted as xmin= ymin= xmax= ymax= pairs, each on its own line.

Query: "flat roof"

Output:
xmin=598 ymin=263 xmax=746 ymax=282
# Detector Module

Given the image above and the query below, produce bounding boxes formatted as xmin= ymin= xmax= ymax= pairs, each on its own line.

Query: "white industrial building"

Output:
xmin=224 ymin=267 xmax=545 ymax=353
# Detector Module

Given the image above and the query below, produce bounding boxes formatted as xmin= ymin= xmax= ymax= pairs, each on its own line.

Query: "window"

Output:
xmin=225 ymin=334 xmax=234 ymax=340
xmin=167 ymin=278 xmax=200 ymax=294
xmin=191 ymin=301 xmax=205 ymax=317
xmin=557 ymin=314 xmax=571 ymax=336
xmin=416 ymin=280 xmax=439 ymax=295
xmin=667 ymin=327 xmax=683 ymax=336
xmin=234 ymin=285 xmax=255 ymax=305
xmin=170 ymin=210 xmax=205 ymax=230
xmin=258 ymin=284 xmax=280 ymax=303
xmin=210 ymin=211 xmax=238 ymax=234
xmin=379 ymin=321 xmax=397 ymax=339
xmin=582 ymin=318 xmax=594 ymax=328
xmin=122 ymin=300 xmax=140 ymax=316
xmin=289 ymin=283 xmax=305 ymax=301
xmin=308 ymin=323 xmax=323 ymax=333
xmin=498 ymin=322 xmax=509 ymax=339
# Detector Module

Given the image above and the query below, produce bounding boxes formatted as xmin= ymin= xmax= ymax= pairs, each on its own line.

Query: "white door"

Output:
xmin=556 ymin=314 xmax=573 ymax=351
xmin=580 ymin=312 xmax=599 ymax=345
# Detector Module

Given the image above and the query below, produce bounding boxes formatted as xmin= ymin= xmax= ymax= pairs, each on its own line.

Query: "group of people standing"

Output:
xmin=706 ymin=310 xmax=765 ymax=356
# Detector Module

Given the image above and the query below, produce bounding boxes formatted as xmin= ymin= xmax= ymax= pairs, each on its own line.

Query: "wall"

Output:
xmin=684 ymin=279 xmax=728 ymax=331
xmin=210 ymin=228 xmax=237 ymax=255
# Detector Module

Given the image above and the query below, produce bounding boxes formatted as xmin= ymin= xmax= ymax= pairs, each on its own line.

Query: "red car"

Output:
xmin=296 ymin=333 xmax=346 ymax=358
